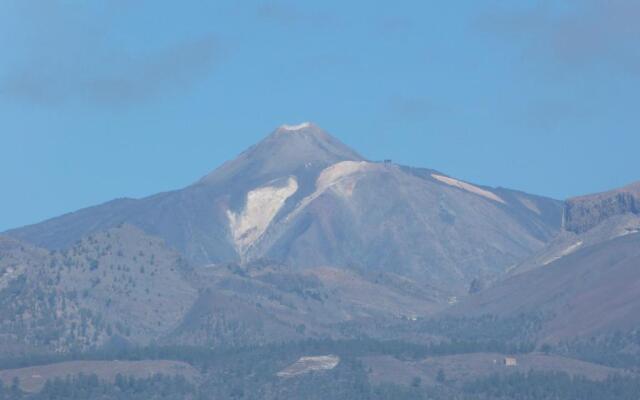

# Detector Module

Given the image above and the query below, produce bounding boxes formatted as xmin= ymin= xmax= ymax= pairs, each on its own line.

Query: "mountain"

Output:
xmin=3 ymin=123 xmax=640 ymax=399
xmin=4 ymin=123 xmax=562 ymax=300
xmin=450 ymin=181 xmax=640 ymax=340
xmin=4 ymin=123 xmax=363 ymax=265
xmin=0 ymin=123 xmax=569 ymax=355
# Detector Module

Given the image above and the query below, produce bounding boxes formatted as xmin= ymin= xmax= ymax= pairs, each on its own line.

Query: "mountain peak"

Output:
xmin=199 ymin=123 xmax=364 ymax=186
xmin=270 ymin=121 xmax=326 ymax=140
xmin=277 ymin=122 xmax=313 ymax=132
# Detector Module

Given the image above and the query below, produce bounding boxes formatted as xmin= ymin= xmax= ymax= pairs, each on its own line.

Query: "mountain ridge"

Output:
xmin=563 ymin=181 xmax=640 ymax=234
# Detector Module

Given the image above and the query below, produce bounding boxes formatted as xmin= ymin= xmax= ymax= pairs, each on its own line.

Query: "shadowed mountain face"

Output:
xmin=563 ymin=182 xmax=640 ymax=234
xmin=450 ymin=232 xmax=640 ymax=341
xmin=4 ymin=123 xmax=562 ymax=298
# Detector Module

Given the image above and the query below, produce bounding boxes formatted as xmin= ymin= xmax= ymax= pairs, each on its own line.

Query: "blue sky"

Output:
xmin=1 ymin=0 xmax=639 ymax=231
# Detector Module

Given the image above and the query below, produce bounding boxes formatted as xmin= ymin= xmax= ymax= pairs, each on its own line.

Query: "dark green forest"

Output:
xmin=2 ymin=367 xmax=640 ymax=400
xmin=1 ymin=315 xmax=639 ymax=399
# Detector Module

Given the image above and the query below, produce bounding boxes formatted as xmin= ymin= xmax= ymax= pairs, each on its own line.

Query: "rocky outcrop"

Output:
xmin=564 ymin=183 xmax=640 ymax=234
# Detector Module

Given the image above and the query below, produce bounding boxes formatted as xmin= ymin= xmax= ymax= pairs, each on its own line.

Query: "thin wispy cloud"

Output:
xmin=388 ymin=96 xmax=441 ymax=120
xmin=477 ymin=0 xmax=640 ymax=76
xmin=2 ymin=36 xmax=219 ymax=107
xmin=0 ymin=1 xmax=220 ymax=107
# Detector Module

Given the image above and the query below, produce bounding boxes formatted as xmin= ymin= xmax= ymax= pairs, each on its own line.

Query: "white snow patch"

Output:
xmin=316 ymin=160 xmax=372 ymax=193
xmin=227 ymin=177 xmax=298 ymax=254
xmin=285 ymin=161 xmax=373 ymax=223
xmin=277 ymin=355 xmax=340 ymax=378
xmin=543 ymin=241 xmax=583 ymax=266
xmin=280 ymin=122 xmax=311 ymax=131
xmin=431 ymin=174 xmax=506 ymax=204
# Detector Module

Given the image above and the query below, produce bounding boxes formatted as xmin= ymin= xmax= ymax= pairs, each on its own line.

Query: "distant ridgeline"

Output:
xmin=563 ymin=182 xmax=640 ymax=233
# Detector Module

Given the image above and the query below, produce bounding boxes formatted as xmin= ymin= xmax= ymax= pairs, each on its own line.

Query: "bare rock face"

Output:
xmin=564 ymin=182 xmax=640 ymax=234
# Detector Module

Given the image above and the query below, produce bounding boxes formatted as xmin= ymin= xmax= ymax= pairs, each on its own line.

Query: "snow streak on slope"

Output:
xmin=227 ymin=177 xmax=298 ymax=255
xmin=543 ymin=241 xmax=583 ymax=266
xmin=316 ymin=160 xmax=373 ymax=196
xmin=285 ymin=161 xmax=373 ymax=223
xmin=431 ymin=174 xmax=506 ymax=204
